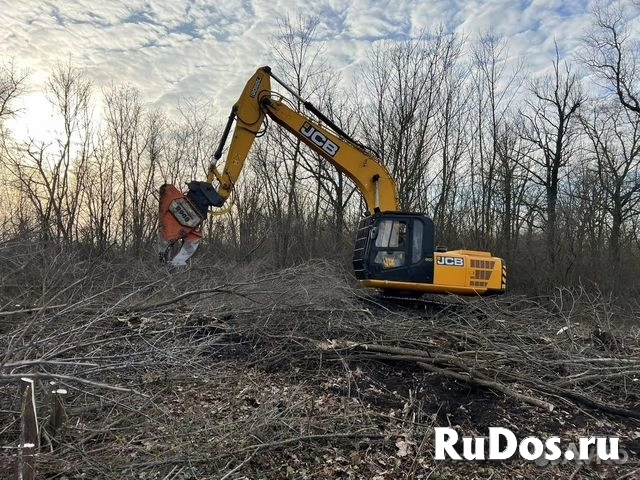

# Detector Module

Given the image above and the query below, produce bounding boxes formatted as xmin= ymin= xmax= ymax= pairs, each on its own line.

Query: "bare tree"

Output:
xmin=521 ymin=48 xmax=584 ymax=266
xmin=468 ymin=32 xmax=525 ymax=250
xmin=81 ymin=135 xmax=117 ymax=249
xmin=430 ymin=37 xmax=471 ymax=242
xmin=156 ymin=98 xmax=224 ymax=249
xmin=582 ymin=1 xmax=640 ymax=115
xmin=359 ymin=29 xmax=456 ymax=212
xmin=0 ymin=60 xmax=28 ymax=123
xmin=561 ymin=162 xmax=608 ymax=270
xmin=0 ymin=60 xmax=29 ymax=237
xmin=163 ymin=98 xmax=218 ymax=184
xmin=256 ymin=13 xmax=335 ymax=265
xmin=493 ymin=118 xmax=535 ymax=258
xmin=6 ymin=62 xmax=93 ymax=243
xmin=581 ymin=100 xmax=640 ymax=266
xmin=103 ymin=84 xmax=163 ymax=251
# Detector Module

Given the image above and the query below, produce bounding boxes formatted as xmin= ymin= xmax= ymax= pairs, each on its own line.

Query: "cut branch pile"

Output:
xmin=0 ymin=244 xmax=638 ymax=478
xmin=230 ymin=282 xmax=640 ymax=421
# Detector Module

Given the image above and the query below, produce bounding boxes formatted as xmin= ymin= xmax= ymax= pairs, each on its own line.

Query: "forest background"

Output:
xmin=2 ymin=3 xmax=640 ymax=297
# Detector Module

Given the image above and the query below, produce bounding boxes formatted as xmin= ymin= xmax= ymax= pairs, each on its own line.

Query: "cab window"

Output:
xmin=373 ymin=220 xmax=408 ymax=269
xmin=412 ymin=220 xmax=423 ymax=264
xmin=375 ymin=220 xmax=407 ymax=248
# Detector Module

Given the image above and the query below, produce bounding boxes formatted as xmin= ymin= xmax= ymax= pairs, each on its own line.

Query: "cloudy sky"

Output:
xmin=1 ymin=0 xmax=637 ymax=141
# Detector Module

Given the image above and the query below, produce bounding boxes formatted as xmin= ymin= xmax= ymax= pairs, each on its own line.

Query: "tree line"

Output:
xmin=1 ymin=4 xmax=639 ymax=294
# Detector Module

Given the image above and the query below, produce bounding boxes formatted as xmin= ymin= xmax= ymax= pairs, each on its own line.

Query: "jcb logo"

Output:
xmin=249 ymin=77 xmax=262 ymax=98
xmin=300 ymin=122 xmax=340 ymax=157
xmin=437 ymin=256 xmax=464 ymax=267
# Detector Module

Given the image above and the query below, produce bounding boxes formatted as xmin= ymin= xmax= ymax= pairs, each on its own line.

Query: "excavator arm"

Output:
xmin=159 ymin=66 xmax=399 ymax=264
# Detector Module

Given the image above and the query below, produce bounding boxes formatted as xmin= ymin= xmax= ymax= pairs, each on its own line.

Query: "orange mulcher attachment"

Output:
xmin=157 ymin=182 xmax=224 ymax=266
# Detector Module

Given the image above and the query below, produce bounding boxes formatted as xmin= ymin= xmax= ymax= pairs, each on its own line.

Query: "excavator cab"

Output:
xmin=353 ymin=213 xmax=506 ymax=296
xmin=353 ymin=213 xmax=435 ymax=285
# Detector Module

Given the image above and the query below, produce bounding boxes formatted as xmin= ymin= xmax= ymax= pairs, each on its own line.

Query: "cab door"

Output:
xmin=366 ymin=214 xmax=435 ymax=285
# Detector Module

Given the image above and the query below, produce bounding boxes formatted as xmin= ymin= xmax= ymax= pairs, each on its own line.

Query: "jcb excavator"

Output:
xmin=158 ymin=66 xmax=506 ymax=296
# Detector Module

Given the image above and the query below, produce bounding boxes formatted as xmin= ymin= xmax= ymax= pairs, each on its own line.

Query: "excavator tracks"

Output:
xmin=358 ymin=291 xmax=488 ymax=318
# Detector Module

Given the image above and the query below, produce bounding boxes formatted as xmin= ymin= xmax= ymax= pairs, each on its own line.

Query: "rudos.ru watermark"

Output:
xmin=434 ymin=427 xmax=630 ymax=464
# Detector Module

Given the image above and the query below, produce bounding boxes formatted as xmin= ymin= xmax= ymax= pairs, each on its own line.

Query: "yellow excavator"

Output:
xmin=158 ymin=66 xmax=506 ymax=296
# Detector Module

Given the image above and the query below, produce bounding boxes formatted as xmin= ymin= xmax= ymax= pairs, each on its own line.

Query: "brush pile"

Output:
xmin=1 ymin=242 xmax=638 ymax=479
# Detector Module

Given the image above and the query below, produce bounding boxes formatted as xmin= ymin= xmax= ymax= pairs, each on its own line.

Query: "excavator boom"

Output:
xmin=159 ymin=66 xmax=397 ymax=263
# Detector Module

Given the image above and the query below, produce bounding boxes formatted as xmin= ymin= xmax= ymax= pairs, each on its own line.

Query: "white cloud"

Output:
xmin=2 ymin=0 xmax=639 ymax=141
